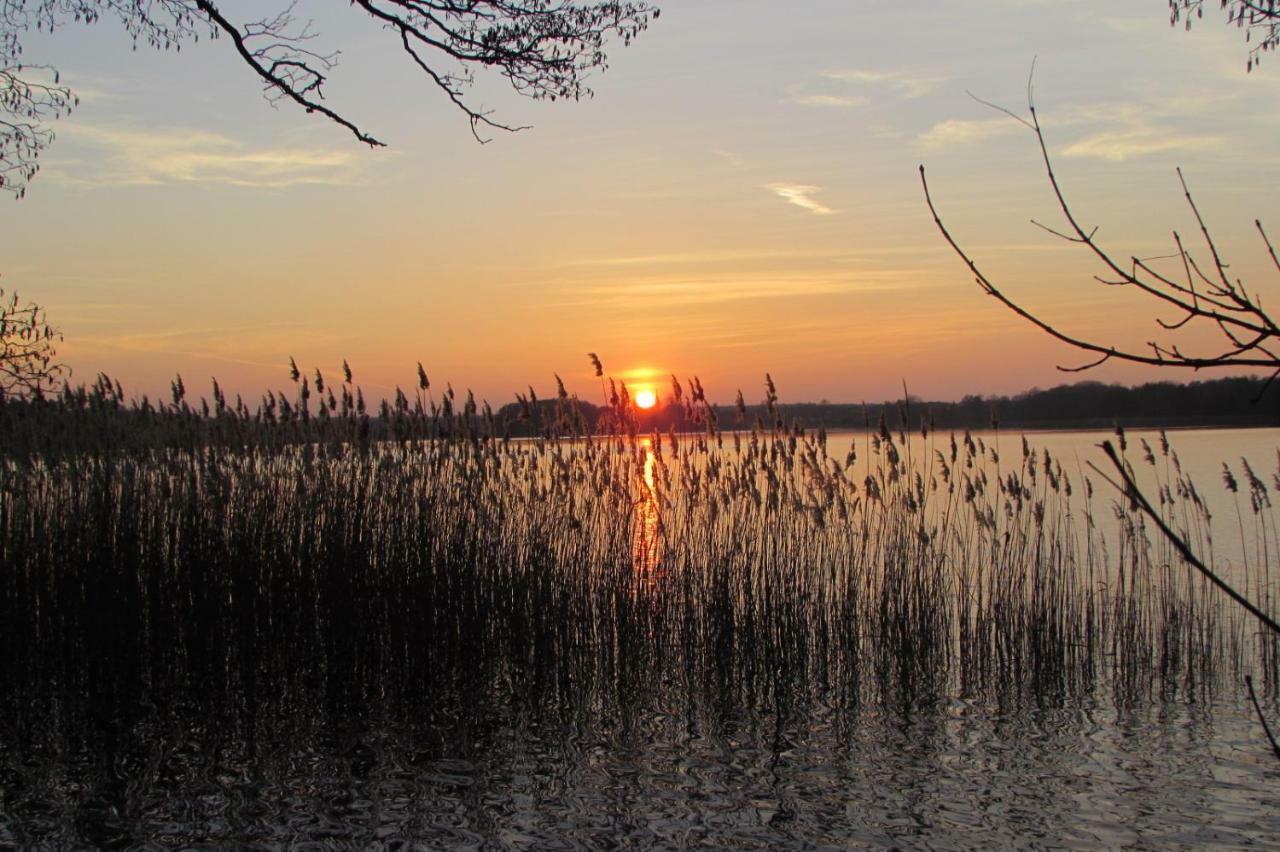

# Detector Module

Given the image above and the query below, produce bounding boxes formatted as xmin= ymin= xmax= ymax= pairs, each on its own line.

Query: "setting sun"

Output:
xmin=9 ymin=2 xmax=1280 ymax=845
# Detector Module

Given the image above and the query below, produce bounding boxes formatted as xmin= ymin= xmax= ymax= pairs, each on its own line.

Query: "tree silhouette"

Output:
xmin=920 ymin=99 xmax=1280 ymax=389
xmin=1 ymin=0 xmax=659 ymax=197
xmin=0 ymin=286 xmax=63 ymax=397
xmin=1169 ymin=1 xmax=1280 ymax=71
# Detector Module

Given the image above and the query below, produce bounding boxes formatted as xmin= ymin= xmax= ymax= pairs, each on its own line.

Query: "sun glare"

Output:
xmin=634 ymin=388 xmax=657 ymax=409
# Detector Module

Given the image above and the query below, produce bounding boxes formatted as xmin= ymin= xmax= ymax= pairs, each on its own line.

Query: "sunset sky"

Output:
xmin=4 ymin=0 xmax=1279 ymax=407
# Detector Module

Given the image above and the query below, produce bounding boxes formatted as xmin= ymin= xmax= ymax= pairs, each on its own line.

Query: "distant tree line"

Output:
xmin=497 ymin=375 xmax=1277 ymax=436
xmin=0 ymin=373 xmax=1272 ymax=458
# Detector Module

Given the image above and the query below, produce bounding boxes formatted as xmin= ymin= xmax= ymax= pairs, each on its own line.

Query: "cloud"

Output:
xmin=915 ymin=117 xmax=1021 ymax=149
xmin=71 ymin=321 xmax=309 ymax=369
xmin=562 ymin=269 xmax=922 ymax=309
xmin=786 ymin=90 xmax=870 ymax=109
xmin=786 ymin=68 xmax=936 ymax=111
xmin=792 ymin=93 xmax=869 ymax=109
xmin=561 ymin=248 xmax=854 ymax=268
xmin=824 ymin=68 xmax=942 ymax=99
xmin=916 ymin=95 xmax=1238 ymax=159
xmin=1096 ymin=16 xmax=1155 ymax=35
xmin=766 ymin=183 xmax=836 ymax=215
xmin=66 ymin=321 xmax=355 ymax=381
xmin=54 ymin=123 xmax=363 ymax=188
xmin=1060 ymin=128 xmax=1224 ymax=162
xmin=614 ymin=367 xmax=665 ymax=381
xmin=711 ymin=149 xmax=747 ymax=168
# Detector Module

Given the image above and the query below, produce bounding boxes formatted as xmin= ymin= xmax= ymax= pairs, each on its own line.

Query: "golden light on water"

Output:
xmin=632 ymin=436 xmax=662 ymax=589
xmin=634 ymin=388 xmax=657 ymax=409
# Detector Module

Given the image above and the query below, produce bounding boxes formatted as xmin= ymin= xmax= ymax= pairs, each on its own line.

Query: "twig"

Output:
xmin=1245 ymin=675 xmax=1280 ymax=761
xmin=922 ymin=80 xmax=1280 ymax=381
xmin=1089 ymin=440 xmax=1280 ymax=636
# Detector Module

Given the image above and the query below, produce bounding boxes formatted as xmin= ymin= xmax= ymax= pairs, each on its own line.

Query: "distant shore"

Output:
xmin=496 ymin=375 xmax=1279 ymax=436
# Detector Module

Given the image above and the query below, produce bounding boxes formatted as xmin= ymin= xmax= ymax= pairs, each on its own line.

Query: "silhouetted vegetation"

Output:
xmin=1170 ymin=0 xmax=1280 ymax=71
xmin=1 ymin=0 xmax=659 ymax=197
xmin=923 ymin=99 xmax=1280 ymax=388
xmin=503 ymin=375 xmax=1274 ymax=436
xmin=0 ymin=365 xmax=1276 ymax=845
xmin=746 ymin=377 xmax=1277 ymax=433
xmin=0 ymin=286 xmax=62 ymax=396
xmin=0 ymin=372 xmax=1269 ymax=459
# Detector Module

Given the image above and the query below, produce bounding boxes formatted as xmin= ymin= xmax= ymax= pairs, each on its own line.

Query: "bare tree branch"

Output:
xmin=920 ymin=96 xmax=1280 ymax=378
xmin=0 ymin=0 xmax=658 ymax=195
xmin=0 ymin=284 xmax=64 ymax=397
xmin=1091 ymin=440 xmax=1280 ymax=635
xmin=1170 ymin=0 xmax=1280 ymax=71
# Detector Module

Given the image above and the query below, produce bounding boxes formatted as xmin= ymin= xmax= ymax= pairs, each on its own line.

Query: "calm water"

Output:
xmin=2 ymin=425 xmax=1279 ymax=848
xmin=827 ymin=425 xmax=1280 ymax=575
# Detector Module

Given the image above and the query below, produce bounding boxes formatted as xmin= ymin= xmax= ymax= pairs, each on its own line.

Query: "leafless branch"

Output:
xmin=0 ymin=285 xmax=65 ymax=397
xmin=1 ymin=0 xmax=658 ymax=194
xmin=1090 ymin=440 xmax=1280 ymax=636
xmin=1093 ymin=437 xmax=1280 ymax=759
xmin=1170 ymin=1 xmax=1280 ymax=71
xmin=920 ymin=95 xmax=1280 ymax=379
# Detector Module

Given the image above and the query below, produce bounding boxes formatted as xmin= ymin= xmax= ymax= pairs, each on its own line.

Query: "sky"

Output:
xmin=3 ymin=0 xmax=1280 ymax=407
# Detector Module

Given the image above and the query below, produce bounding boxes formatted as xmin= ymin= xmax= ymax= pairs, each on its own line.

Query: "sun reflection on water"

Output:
xmin=632 ymin=437 xmax=663 ymax=588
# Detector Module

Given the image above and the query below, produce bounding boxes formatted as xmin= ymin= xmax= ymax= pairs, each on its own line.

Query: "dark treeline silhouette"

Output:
xmin=1 ymin=373 xmax=1273 ymax=458
xmin=495 ymin=376 xmax=1275 ymax=436
xmin=743 ymin=376 xmax=1279 ymax=434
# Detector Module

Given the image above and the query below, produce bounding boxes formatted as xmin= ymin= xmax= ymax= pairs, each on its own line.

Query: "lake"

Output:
xmin=826 ymin=425 xmax=1280 ymax=576
xmin=1 ymin=424 xmax=1278 ymax=847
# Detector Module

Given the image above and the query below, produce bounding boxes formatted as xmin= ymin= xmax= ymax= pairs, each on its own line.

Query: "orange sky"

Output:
xmin=3 ymin=1 xmax=1279 ymax=408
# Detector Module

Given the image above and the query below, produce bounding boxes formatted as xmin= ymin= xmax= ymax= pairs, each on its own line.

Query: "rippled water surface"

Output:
xmin=2 ymin=425 xmax=1278 ymax=847
xmin=5 ymin=695 xmax=1280 ymax=848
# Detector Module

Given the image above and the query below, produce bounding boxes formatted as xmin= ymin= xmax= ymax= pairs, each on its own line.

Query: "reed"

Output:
xmin=1 ymin=368 xmax=1270 ymax=730
xmin=4 ymin=365 xmax=1277 ymax=845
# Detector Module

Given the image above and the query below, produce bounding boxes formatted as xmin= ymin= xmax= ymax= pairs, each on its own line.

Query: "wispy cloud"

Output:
xmin=54 ymin=123 xmax=363 ymax=188
xmin=711 ymin=148 xmax=747 ymax=168
xmin=915 ymin=117 xmax=1021 ymax=149
xmin=561 ymin=270 xmax=922 ymax=309
xmin=785 ymin=85 xmax=870 ymax=109
xmin=1096 ymin=15 xmax=1156 ymax=35
xmin=575 ymin=276 xmax=850 ymax=305
xmin=824 ymin=68 xmax=942 ymax=99
xmin=561 ymin=248 xmax=854 ymax=268
xmin=766 ymin=183 xmax=835 ymax=215
xmin=68 ymin=321 xmax=343 ymax=374
xmin=475 ymin=246 xmax=929 ymax=276
xmin=613 ymin=367 xmax=666 ymax=381
xmin=794 ymin=93 xmax=869 ymax=109
xmin=1060 ymin=128 xmax=1224 ymax=162
xmin=787 ymin=67 xmax=937 ymax=111
xmin=917 ymin=96 xmax=1237 ymax=160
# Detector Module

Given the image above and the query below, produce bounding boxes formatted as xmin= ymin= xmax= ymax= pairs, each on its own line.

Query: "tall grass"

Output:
xmin=1 ymin=367 xmax=1272 ymax=750
xmin=5 ymin=368 xmax=1280 ymax=845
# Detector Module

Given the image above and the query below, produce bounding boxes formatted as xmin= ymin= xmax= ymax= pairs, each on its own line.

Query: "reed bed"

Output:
xmin=1 ymin=370 xmax=1273 ymax=755
xmin=5 ymin=372 xmax=1280 ymax=846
